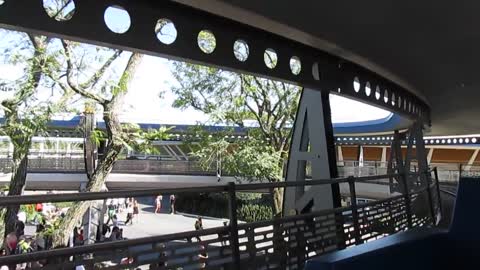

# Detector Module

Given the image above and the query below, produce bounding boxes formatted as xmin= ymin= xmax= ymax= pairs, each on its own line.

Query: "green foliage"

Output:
xmin=170 ymin=61 xmax=301 ymax=183
xmin=176 ymin=192 xmax=273 ymax=222
xmin=237 ymin=204 xmax=273 ymax=223
xmin=19 ymin=204 xmax=42 ymax=223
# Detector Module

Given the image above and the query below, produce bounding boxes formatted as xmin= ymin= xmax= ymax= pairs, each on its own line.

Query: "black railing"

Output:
xmin=0 ymin=170 xmax=441 ymax=269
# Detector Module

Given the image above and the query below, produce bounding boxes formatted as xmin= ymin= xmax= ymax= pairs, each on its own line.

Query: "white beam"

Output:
xmin=427 ymin=148 xmax=434 ymax=164
xmin=337 ymin=146 xmax=344 ymax=166
xmin=380 ymin=147 xmax=387 ymax=167
xmin=465 ymin=149 xmax=479 ymax=171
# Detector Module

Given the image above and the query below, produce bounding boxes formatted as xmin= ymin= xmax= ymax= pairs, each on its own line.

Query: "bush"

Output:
xmin=237 ymin=204 xmax=273 ymax=223
xmin=175 ymin=192 xmax=274 ymax=222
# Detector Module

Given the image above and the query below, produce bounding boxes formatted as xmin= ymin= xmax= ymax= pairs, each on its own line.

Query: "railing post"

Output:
xmin=401 ymin=172 xmax=413 ymax=229
xmin=227 ymin=182 xmax=240 ymax=270
xmin=424 ymin=171 xmax=436 ymax=225
xmin=434 ymin=167 xmax=442 ymax=217
xmin=348 ymin=176 xmax=362 ymax=245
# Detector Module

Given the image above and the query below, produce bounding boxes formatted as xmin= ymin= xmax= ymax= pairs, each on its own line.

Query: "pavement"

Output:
xmin=112 ymin=196 xmax=229 ymax=239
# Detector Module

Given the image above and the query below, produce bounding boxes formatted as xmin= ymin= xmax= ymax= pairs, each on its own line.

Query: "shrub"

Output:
xmin=175 ymin=192 xmax=274 ymax=222
xmin=237 ymin=204 xmax=273 ymax=223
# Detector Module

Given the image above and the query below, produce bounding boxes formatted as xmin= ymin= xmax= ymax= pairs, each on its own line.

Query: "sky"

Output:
xmin=0 ymin=5 xmax=392 ymax=126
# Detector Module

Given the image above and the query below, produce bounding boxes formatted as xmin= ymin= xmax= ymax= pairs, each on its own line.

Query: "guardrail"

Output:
xmin=0 ymin=170 xmax=441 ymax=269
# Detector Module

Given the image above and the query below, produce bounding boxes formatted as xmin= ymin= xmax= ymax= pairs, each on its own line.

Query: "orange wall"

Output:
xmin=363 ymin=147 xmax=382 ymax=161
xmin=341 ymin=146 xmax=358 ymax=160
xmin=431 ymin=149 xmax=474 ymax=163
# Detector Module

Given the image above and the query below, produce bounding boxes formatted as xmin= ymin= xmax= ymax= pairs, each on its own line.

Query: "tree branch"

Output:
xmin=61 ymin=40 xmax=107 ymax=104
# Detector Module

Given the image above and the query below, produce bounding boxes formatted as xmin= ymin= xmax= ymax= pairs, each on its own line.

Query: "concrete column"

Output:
xmin=337 ymin=146 xmax=344 ymax=166
xmin=427 ymin=148 xmax=434 ymax=164
xmin=358 ymin=145 xmax=364 ymax=167
xmin=465 ymin=149 xmax=479 ymax=171
xmin=39 ymin=142 xmax=45 ymax=155
xmin=381 ymin=147 xmax=387 ymax=168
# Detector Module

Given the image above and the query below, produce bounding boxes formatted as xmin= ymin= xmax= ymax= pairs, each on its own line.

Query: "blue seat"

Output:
xmin=304 ymin=178 xmax=480 ymax=270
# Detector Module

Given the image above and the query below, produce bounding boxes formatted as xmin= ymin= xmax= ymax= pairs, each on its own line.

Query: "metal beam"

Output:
xmin=0 ymin=0 xmax=429 ymax=122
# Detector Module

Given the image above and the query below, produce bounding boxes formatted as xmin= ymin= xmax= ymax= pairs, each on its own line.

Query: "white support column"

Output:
xmin=66 ymin=142 xmax=72 ymax=154
xmin=427 ymin=148 xmax=434 ymax=165
xmin=381 ymin=147 xmax=387 ymax=168
xmin=465 ymin=149 xmax=479 ymax=171
xmin=337 ymin=146 xmax=344 ymax=166
xmin=358 ymin=145 xmax=364 ymax=167
xmin=39 ymin=142 xmax=45 ymax=155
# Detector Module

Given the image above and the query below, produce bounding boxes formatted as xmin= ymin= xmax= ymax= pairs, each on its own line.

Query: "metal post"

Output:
xmin=401 ymin=172 xmax=413 ymax=229
xmin=227 ymin=182 xmax=240 ymax=269
xmin=434 ymin=167 xmax=443 ymax=217
xmin=348 ymin=176 xmax=362 ymax=245
xmin=424 ymin=171 xmax=436 ymax=225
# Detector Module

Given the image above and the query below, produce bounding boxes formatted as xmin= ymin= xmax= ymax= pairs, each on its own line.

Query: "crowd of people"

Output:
xmin=105 ymin=197 xmax=139 ymax=226
xmin=0 ymin=194 xmax=216 ymax=269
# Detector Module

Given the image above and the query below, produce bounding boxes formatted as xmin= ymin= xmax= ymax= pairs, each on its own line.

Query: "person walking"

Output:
xmin=169 ymin=194 xmax=176 ymax=214
xmin=198 ymin=244 xmax=208 ymax=269
xmin=125 ymin=202 xmax=134 ymax=225
xmin=133 ymin=200 xmax=139 ymax=223
xmin=106 ymin=201 xmax=115 ymax=225
xmin=194 ymin=217 xmax=203 ymax=242
xmin=155 ymin=195 xmax=163 ymax=214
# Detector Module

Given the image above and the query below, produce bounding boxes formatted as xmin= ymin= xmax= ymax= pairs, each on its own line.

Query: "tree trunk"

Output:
xmin=3 ymin=148 xmax=29 ymax=238
xmin=52 ymin=53 xmax=143 ymax=247
xmin=273 ymin=187 xmax=284 ymax=217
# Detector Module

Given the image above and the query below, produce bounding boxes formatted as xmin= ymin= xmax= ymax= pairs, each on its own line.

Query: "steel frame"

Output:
xmin=0 ymin=0 xmax=429 ymax=122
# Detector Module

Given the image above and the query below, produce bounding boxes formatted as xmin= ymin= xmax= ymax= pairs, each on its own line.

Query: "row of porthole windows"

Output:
xmin=425 ymin=138 xmax=478 ymax=144
xmin=32 ymin=0 xmax=425 ymax=112
xmin=37 ymin=1 xmax=306 ymax=76
xmin=336 ymin=137 xmax=478 ymax=145
xmin=337 ymin=136 xmax=395 ymax=141
xmin=353 ymin=77 xmax=422 ymax=115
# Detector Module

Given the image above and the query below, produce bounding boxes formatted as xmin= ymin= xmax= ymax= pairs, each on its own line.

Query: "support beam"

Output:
xmin=0 ymin=0 xmax=430 ymax=122
xmin=465 ymin=149 xmax=479 ymax=171
xmin=337 ymin=146 xmax=344 ymax=166
xmin=284 ymin=88 xmax=340 ymax=215
xmin=427 ymin=148 xmax=434 ymax=164
xmin=381 ymin=146 xmax=387 ymax=168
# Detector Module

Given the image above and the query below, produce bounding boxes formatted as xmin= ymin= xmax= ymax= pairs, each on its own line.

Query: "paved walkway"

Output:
xmin=108 ymin=197 xmax=229 ymax=239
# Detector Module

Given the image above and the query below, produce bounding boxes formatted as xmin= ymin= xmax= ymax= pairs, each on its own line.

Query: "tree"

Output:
xmin=0 ymin=31 xmax=74 ymax=240
xmin=170 ymin=62 xmax=301 ymax=215
xmin=52 ymin=41 xmax=169 ymax=246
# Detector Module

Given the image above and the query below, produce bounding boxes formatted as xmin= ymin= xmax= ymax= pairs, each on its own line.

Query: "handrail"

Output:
xmin=0 ymin=172 xmax=409 ymax=206
xmin=0 ymin=169 xmax=440 ymax=268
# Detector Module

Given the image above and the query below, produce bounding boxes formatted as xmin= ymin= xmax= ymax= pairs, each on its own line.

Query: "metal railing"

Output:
xmin=0 ymin=170 xmax=441 ymax=269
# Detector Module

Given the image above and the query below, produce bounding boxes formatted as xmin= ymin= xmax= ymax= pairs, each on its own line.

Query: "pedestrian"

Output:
xmin=194 ymin=217 xmax=203 ymax=242
xmin=198 ymin=244 xmax=208 ymax=269
xmin=112 ymin=214 xmax=119 ymax=227
xmin=73 ymin=227 xmax=84 ymax=246
xmin=108 ymin=227 xmax=121 ymax=241
xmin=118 ymin=197 xmax=125 ymax=212
xmin=133 ymin=200 xmax=139 ymax=223
xmin=106 ymin=201 xmax=115 ymax=225
xmin=219 ymin=221 xmax=229 ymax=246
xmin=15 ymin=221 xmax=25 ymax=238
xmin=169 ymin=194 xmax=176 ymax=214
xmin=125 ymin=202 xmax=134 ymax=225
xmin=4 ymin=232 xmax=17 ymax=255
xmin=155 ymin=195 xmax=163 ymax=214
